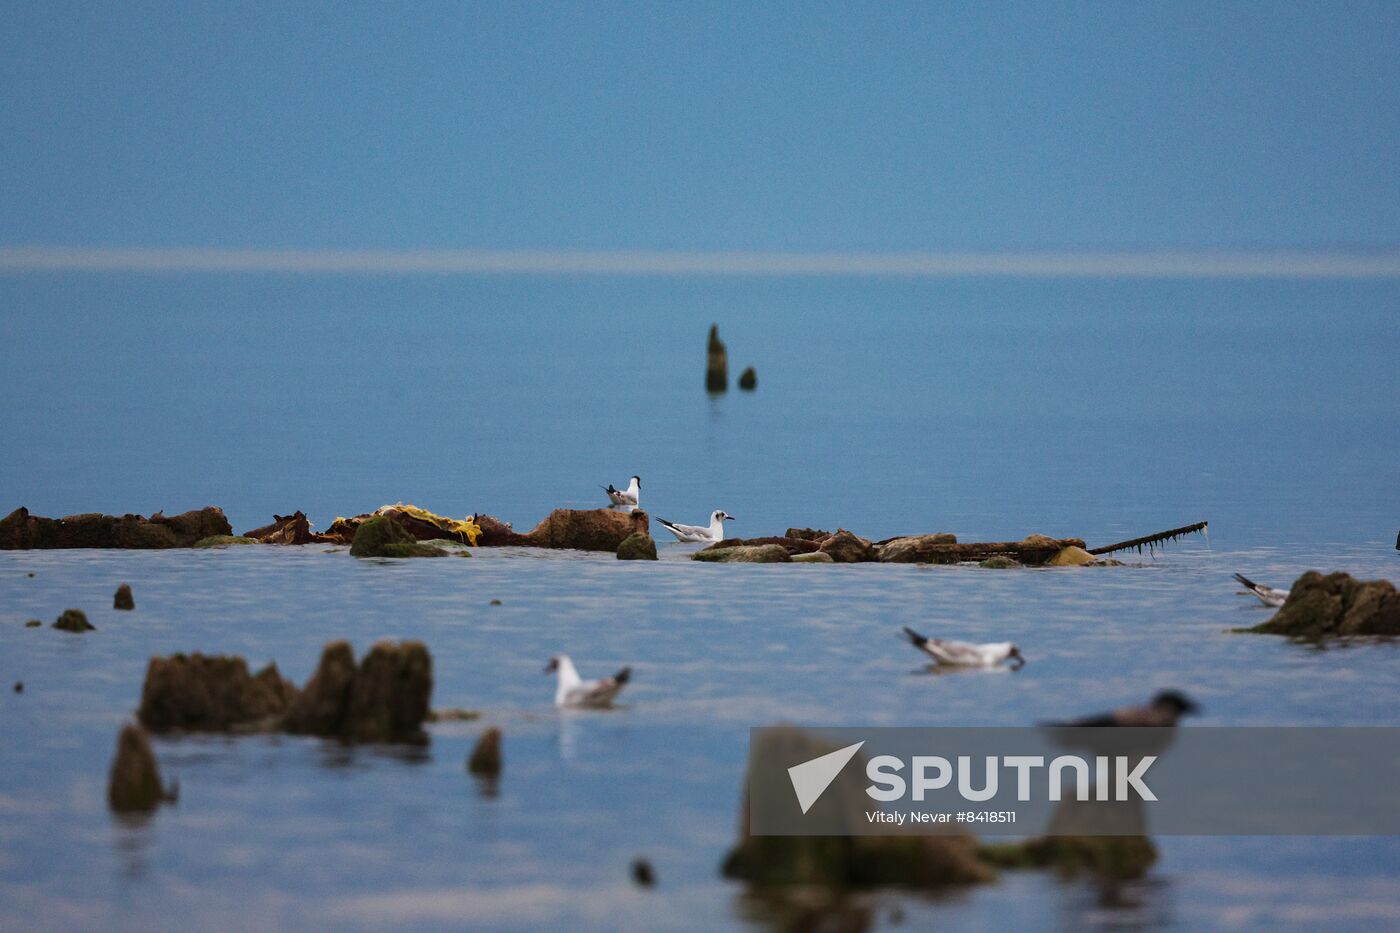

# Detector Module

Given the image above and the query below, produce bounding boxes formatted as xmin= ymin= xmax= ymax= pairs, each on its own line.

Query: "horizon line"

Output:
xmin=2 ymin=245 xmax=1400 ymax=278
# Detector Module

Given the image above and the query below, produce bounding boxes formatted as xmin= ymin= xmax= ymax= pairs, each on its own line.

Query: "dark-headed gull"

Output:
xmin=603 ymin=475 xmax=641 ymax=508
xmin=901 ymin=626 xmax=1025 ymax=669
xmin=1055 ymin=690 xmax=1200 ymax=727
xmin=656 ymin=510 xmax=734 ymax=544
xmin=1233 ymin=573 xmax=1287 ymax=608
xmin=545 ymin=654 xmax=631 ymax=709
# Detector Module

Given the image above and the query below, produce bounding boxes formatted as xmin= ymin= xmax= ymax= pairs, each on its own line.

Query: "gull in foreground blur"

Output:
xmin=656 ymin=510 xmax=734 ymax=544
xmin=602 ymin=475 xmax=641 ymax=508
xmin=545 ymin=654 xmax=632 ymax=709
xmin=901 ymin=626 xmax=1025 ymax=669
xmin=1233 ymin=572 xmax=1288 ymax=608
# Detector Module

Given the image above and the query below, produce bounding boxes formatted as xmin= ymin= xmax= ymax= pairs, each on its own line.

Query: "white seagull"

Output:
xmin=656 ymin=510 xmax=734 ymax=544
xmin=545 ymin=654 xmax=632 ymax=709
xmin=1233 ymin=573 xmax=1288 ymax=608
xmin=602 ymin=475 xmax=641 ymax=508
xmin=901 ymin=626 xmax=1025 ymax=670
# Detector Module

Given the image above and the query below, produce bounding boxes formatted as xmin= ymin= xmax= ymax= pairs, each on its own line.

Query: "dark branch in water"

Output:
xmin=1089 ymin=521 xmax=1208 ymax=556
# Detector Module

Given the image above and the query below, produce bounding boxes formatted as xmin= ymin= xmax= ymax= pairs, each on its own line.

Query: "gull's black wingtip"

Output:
xmin=901 ymin=626 xmax=927 ymax=647
xmin=1233 ymin=572 xmax=1255 ymax=588
xmin=614 ymin=666 xmax=632 ymax=685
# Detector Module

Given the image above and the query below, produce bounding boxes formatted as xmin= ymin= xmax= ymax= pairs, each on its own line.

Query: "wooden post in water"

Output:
xmin=706 ymin=324 xmax=728 ymax=393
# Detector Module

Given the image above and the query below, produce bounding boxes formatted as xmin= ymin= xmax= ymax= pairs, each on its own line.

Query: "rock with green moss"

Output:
xmin=792 ymin=551 xmax=835 ymax=563
xmin=53 ymin=609 xmax=95 ymax=632
xmin=979 ymin=835 xmax=1157 ymax=881
xmin=25 ymin=619 xmax=42 ymax=628
xmin=421 ymin=539 xmax=473 ymax=556
xmin=193 ymin=535 xmax=258 ymax=548
xmin=350 ymin=516 xmax=446 ymax=558
xmin=978 ymin=556 xmax=1021 ymax=569
xmin=616 ymin=532 xmax=658 ymax=560
xmin=693 ymin=544 xmax=792 ymax=563
xmin=877 ymin=533 xmax=958 ymax=563
xmin=139 ymin=653 xmax=296 ymax=732
xmin=1245 ymin=571 xmax=1400 ymax=638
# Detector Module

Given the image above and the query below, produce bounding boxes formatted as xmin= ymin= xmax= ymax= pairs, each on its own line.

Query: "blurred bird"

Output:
xmin=1233 ymin=573 xmax=1288 ymax=608
xmin=545 ymin=654 xmax=631 ymax=709
xmin=901 ymin=627 xmax=1025 ymax=670
xmin=656 ymin=510 xmax=734 ymax=544
xmin=1055 ymin=690 xmax=1201 ymax=728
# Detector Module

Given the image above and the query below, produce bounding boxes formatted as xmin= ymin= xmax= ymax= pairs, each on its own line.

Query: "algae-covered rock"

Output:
xmin=25 ymin=619 xmax=42 ymax=628
xmin=1246 ymin=571 xmax=1400 ymax=638
xmin=616 ymin=532 xmax=658 ymax=560
xmin=1020 ymin=534 xmax=1059 ymax=549
xmin=138 ymin=654 xmax=295 ymax=732
xmin=193 ymin=535 xmax=258 ymax=548
xmin=721 ymin=726 xmax=992 ymax=888
xmin=468 ymin=727 xmax=503 ymax=776
xmin=1 ymin=505 xmax=232 ymax=549
xmin=820 ymin=529 xmax=875 ymax=563
xmin=878 ymin=533 xmax=958 ymax=563
xmin=792 ymin=551 xmax=835 ymax=563
xmin=114 ymin=583 xmax=135 ymax=610
xmin=345 ymin=641 xmax=433 ymax=743
xmin=693 ymin=544 xmax=792 ymax=563
xmin=1047 ymin=546 xmax=1096 ymax=567
xmin=785 ymin=527 xmax=833 ymax=542
xmin=705 ymin=536 xmax=820 ymax=555
xmin=978 ymin=556 xmax=1021 ymax=569
xmin=107 ymin=724 xmax=173 ymax=813
xmin=350 ymin=516 xmax=446 ymax=557
xmin=282 ymin=641 xmax=357 ymax=735
xmin=284 ymin=640 xmax=432 ymax=743
xmin=738 ymin=366 xmax=757 ymax=390
xmin=53 ymin=609 xmax=94 ymax=632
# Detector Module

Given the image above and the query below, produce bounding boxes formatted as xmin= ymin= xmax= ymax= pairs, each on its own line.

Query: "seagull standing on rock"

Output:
xmin=1233 ymin=573 xmax=1288 ymax=608
xmin=901 ymin=627 xmax=1025 ymax=670
xmin=602 ymin=475 xmax=641 ymax=508
xmin=656 ymin=510 xmax=734 ymax=544
xmin=545 ymin=654 xmax=632 ymax=709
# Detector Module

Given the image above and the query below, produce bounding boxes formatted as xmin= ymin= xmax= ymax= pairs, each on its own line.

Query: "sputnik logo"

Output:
xmin=787 ymin=741 xmax=865 ymax=814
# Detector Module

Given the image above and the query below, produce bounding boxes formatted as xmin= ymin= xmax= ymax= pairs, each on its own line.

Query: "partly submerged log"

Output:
xmin=1088 ymin=521 xmax=1208 ymax=557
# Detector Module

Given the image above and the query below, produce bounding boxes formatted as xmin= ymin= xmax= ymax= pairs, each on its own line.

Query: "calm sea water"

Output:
xmin=1 ymin=274 xmax=1398 ymax=930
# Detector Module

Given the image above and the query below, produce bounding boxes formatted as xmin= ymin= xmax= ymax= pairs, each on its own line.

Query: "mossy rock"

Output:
xmin=420 ymin=539 xmax=473 ymax=556
xmin=1244 ymin=571 xmax=1400 ymax=638
xmin=693 ymin=544 xmax=792 ymax=563
xmin=792 ymin=551 xmax=835 ymax=563
xmin=53 ymin=609 xmax=94 ymax=632
xmin=350 ymin=516 xmax=446 ymax=558
xmin=616 ymin=532 xmax=658 ymax=560
xmin=978 ymin=556 xmax=1021 ymax=569
xmin=193 ymin=535 xmax=258 ymax=548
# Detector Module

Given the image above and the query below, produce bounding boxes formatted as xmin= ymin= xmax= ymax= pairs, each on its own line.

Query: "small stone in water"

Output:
xmin=489 ymin=599 xmax=502 ymax=606
xmin=631 ymin=857 xmax=656 ymax=888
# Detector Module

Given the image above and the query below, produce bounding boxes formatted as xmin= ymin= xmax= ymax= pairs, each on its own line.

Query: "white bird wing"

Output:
xmin=563 ymin=668 xmax=631 ymax=708
xmin=657 ymin=518 xmax=708 ymax=542
xmin=925 ymin=638 xmax=989 ymax=666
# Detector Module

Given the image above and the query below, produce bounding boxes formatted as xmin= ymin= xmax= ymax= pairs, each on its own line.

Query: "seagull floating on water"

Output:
xmin=901 ymin=626 xmax=1025 ymax=670
xmin=602 ymin=475 xmax=641 ymax=508
xmin=1233 ymin=573 xmax=1287 ymax=608
xmin=545 ymin=654 xmax=632 ymax=709
xmin=656 ymin=510 xmax=734 ymax=544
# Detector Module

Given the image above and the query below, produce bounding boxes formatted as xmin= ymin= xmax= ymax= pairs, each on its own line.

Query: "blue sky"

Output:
xmin=3 ymin=1 xmax=1398 ymax=255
